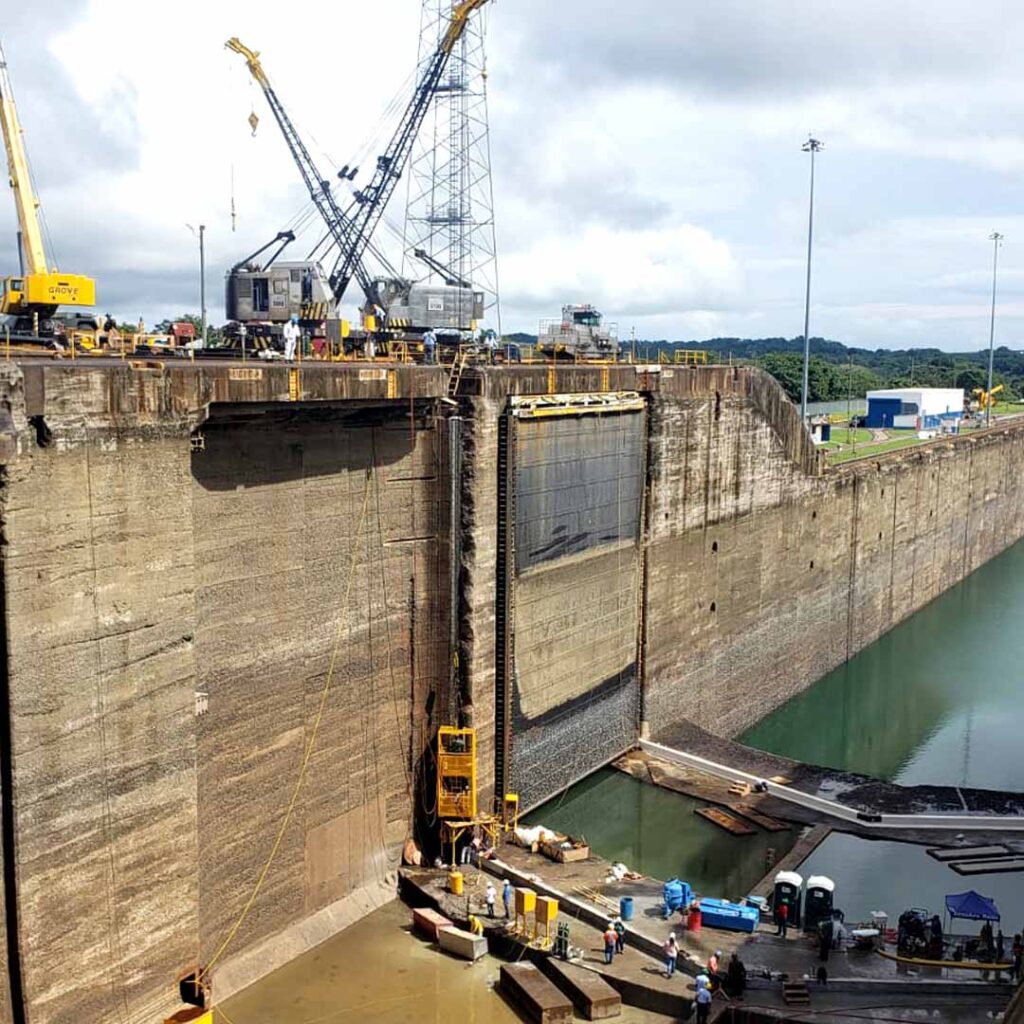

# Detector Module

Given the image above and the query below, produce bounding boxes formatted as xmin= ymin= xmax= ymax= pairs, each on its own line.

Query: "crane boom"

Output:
xmin=0 ymin=39 xmax=94 ymax=327
xmin=0 ymin=42 xmax=47 ymax=276
xmin=225 ymin=37 xmax=383 ymax=303
xmin=329 ymin=0 xmax=489 ymax=302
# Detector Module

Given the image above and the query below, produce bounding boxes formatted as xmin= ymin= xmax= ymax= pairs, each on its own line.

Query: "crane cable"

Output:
xmin=199 ymin=471 xmax=373 ymax=985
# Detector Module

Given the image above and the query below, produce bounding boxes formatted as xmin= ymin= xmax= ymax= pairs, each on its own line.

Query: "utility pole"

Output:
xmin=847 ymin=352 xmax=854 ymax=456
xmin=986 ymin=231 xmax=1003 ymax=428
xmin=630 ymin=325 xmax=636 ymax=364
xmin=800 ymin=136 xmax=824 ymax=423
xmin=186 ymin=223 xmax=208 ymax=348
xmin=199 ymin=224 xmax=207 ymax=348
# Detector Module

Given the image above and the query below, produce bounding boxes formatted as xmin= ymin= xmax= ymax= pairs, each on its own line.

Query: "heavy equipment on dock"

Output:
xmin=537 ymin=304 xmax=620 ymax=360
xmin=0 ymin=40 xmax=95 ymax=341
xmin=225 ymin=0 xmax=488 ymax=356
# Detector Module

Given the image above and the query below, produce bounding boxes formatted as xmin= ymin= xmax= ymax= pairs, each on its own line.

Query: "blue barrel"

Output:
xmin=620 ymin=896 xmax=634 ymax=921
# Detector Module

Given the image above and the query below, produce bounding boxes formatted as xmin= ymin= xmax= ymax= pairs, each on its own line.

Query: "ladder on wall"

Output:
xmin=447 ymin=350 xmax=469 ymax=398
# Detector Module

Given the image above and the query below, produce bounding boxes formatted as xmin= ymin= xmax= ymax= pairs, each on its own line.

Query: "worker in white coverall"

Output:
xmin=283 ymin=315 xmax=300 ymax=361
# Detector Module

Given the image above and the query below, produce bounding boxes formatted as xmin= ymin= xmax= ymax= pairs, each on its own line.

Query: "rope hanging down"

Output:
xmin=200 ymin=471 xmax=374 ymax=984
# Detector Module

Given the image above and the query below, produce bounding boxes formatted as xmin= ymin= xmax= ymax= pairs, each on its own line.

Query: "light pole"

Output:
xmin=986 ymin=231 xmax=1003 ymax=428
xmin=800 ymin=136 xmax=823 ymax=423
xmin=186 ymin=223 xmax=208 ymax=348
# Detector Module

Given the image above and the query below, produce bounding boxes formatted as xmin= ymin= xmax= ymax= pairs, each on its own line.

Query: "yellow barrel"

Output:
xmin=448 ymin=870 xmax=464 ymax=895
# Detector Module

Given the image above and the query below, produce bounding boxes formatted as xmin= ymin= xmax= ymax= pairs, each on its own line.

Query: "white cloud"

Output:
xmin=3 ymin=0 xmax=1024 ymax=347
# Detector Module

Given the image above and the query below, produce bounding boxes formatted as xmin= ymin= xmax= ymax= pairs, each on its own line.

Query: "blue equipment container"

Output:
xmin=698 ymin=897 xmax=760 ymax=933
xmin=619 ymin=896 xmax=634 ymax=921
xmin=662 ymin=878 xmax=691 ymax=918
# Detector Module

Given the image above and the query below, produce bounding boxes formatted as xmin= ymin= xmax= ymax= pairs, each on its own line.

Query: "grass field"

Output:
xmin=826 ymin=427 xmax=873 ymax=446
xmin=827 ymin=435 xmax=926 ymax=464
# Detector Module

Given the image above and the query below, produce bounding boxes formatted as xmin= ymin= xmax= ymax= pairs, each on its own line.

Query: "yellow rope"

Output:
xmin=201 ymin=470 xmax=373 ymax=983
xmin=875 ymin=948 xmax=1012 ymax=970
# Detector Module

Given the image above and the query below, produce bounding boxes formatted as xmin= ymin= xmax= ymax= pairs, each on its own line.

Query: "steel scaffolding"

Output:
xmin=403 ymin=0 xmax=501 ymax=334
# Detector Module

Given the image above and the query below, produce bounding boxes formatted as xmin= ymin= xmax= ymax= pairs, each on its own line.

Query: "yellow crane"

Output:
xmin=0 ymin=40 xmax=94 ymax=336
xmin=972 ymin=383 xmax=1004 ymax=411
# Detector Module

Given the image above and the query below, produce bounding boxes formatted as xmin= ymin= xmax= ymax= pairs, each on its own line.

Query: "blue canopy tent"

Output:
xmin=944 ymin=891 xmax=1000 ymax=929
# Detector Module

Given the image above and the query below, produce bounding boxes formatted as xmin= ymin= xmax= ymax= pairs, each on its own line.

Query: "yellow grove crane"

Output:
xmin=972 ymin=383 xmax=1004 ymax=411
xmin=0 ymin=40 xmax=95 ymax=337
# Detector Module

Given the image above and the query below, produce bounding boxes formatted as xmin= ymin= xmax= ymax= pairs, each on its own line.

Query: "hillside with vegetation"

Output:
xmin=657 ymin=337 xmax=1024 ymax=402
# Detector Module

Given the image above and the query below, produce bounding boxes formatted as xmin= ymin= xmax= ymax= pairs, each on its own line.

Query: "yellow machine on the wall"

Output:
xmin=972 ymin=383 xmax=1004 ymax=411
xmin=0 ymin=41 xmax=95 ymax=333
xmin=437 ymin=726 xmax=478 ymax=820
xmin=436 ymin=727 xmax=521 ymax=866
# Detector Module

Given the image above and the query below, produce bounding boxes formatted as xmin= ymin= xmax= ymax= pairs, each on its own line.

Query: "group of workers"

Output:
xmin=657 ymin=940 xmax=746 ymax=1021
xmin=276 ymin=318 xmax=497 ymax=365
xmin=482 ymin=878 xmax=515 ymax=919
xmin=601 ymin=918 xmax=627 ymax=963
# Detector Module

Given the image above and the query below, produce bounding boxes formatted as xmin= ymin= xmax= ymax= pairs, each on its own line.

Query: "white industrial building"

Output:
xmin=864 ymin=388 xmax=964 ymax=431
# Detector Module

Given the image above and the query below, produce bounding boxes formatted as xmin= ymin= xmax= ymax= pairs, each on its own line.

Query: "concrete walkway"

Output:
xmin=641 ymin=737 xmax=1024 ymax=834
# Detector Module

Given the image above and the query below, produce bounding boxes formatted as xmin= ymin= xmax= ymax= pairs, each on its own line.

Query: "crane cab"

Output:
xmin=226 ymin=260 xmax=337 ymax=325
xmin=373 ymin=279 xmax=483 ymax=335
xmin=1 ymin=272 xmax=96 ymax=317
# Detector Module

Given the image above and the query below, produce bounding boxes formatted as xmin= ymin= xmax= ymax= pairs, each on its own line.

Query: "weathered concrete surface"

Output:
xmin=641 ymin=375 xmax=1024 ymax=739
xmin=0 ymin=790 xmax=11 ymax=1024
xmin=3 ymin=422 xmax=200 ymax=1024
xmin=193 ymin=404 xmax=446 ymax=991
xmin=0 ymin=362 xmax=450 ymax=1021
xmin=3 ymin=357 xmax=1024 ymax=1021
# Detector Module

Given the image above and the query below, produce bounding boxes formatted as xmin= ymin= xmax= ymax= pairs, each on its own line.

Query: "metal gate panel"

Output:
xmin=497 ymin=393 xmax=647 ymax=809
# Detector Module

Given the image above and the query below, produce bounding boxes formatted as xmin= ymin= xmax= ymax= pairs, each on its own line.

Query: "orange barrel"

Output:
xmin=688 ymin=905 xmax=702 ymax=932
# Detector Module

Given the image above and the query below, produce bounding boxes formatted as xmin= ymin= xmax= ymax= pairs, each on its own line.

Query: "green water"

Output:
xmin=527 ymin=767 xmax=796 ymax=900
xmin=741 ymin=538 xmax=1024 ymax=926
xmin=741 ymin=539 xmax=1024 ymax=789
xmin=537 ymin=540 xmax=1024 ymax=928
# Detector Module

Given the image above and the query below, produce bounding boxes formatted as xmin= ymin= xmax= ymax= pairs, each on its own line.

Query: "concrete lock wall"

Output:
xmin=459 ymin=364 xmax=1024 ymax=811
xmin=0 ymin=364 xmax=450 ymax=1022
xmin=191 ymin=404 xmax=448 ymax=1001
xmin=640 ymin=369 xmax=1024 ymax=739
xmin=3 ymin=359 xmax=1024 ymax=1019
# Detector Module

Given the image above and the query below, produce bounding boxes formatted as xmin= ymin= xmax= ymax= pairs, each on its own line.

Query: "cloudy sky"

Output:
xmin=4 ymin=0 xmax=1024 ymax=349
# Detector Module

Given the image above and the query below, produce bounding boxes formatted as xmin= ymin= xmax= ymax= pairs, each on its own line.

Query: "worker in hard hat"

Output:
xmin=662 ymin=932 xmax=679 ymax=977
xmin=283 ymin=315 xmax=300 ymax=361
xmin=603 ymin=922 xmax=617 ymax=964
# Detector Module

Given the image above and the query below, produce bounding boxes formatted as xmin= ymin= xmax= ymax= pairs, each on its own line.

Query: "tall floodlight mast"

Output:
xmin=403 ymin=0 xmax=501 ymax=333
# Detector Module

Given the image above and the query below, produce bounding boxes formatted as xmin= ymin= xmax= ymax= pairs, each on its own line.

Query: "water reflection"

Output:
xmin=527 ymin=768 xmax=795 ymax=900
xmin=741 ymin=539 xmax=1024 ymax=788
xmin=741 ymin=539 xmax=1024 ymax=932
xmin=800 ymin=833 xmax=1024 ymax=930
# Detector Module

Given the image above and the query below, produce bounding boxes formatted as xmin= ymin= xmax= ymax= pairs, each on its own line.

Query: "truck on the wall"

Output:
xmin=537 ymin=304 xmax=619 ymax=361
